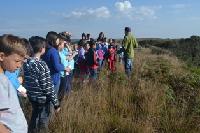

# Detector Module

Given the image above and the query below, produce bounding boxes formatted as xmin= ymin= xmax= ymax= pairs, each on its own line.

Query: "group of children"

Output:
xmin=75 ymin=33 xmax=120 ymax=82
xmin=0 ymin=31 xmax=123 ymax=133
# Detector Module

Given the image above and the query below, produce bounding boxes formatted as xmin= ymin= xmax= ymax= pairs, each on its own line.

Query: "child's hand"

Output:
xmin=55 ymin=107 xmax=61 ymax=113
xmin=18 ymin=77 xmax=23 ymax=84
xmin=65 ymin=67 xmax=71 ymax=72
xmin=19 ymin=91 xmax=27 ymax=97
xmin=66 ymin=56 xmax=70 ymax=60
xmin=17 ymin=85 xmax=27 ymax=97
xmin=54 ymin=105 xmax=61 ymax=114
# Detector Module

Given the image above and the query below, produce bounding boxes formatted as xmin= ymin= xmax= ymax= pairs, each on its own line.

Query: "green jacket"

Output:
xmin=122 ymin=33 xmax=138 ymax=58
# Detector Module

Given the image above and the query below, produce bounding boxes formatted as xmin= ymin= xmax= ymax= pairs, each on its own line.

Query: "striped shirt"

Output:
xmin=23 ymin=57 xmax=59 ymax=106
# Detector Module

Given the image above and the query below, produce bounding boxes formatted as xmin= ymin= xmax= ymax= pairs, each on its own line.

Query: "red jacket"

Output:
xmin=108 ymin=47 xmax=116 ymax=61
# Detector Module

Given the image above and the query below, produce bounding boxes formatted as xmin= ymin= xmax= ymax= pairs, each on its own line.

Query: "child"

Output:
xmin=86 ymin=39 xmax=98 ymax=80
xmin=57 ymin=35 xmax=70 ymax=101
xmin=59 ymin=32 xmax=72 ymax=55
xmin=117 ymin=44 xmax=124 ymax=64
xmin=97 ymin=32 xmax=104 ymax=42
xmin=96 ymin=43 xmax=104 ymax=71
xmin=70 ymin=43 xmax=79 ymax=78
xmin=84 ymin=42 xmax=90 ymax=52
xmin=108 ymin=39 xmax=117 ymax=72
xmin=0 ymin=34 xmax=28 ymax=133
xmin=4 ymin=38 xmax=33 ymax=97
xmin=77 ymin=39 xmax=88 ymax=81
xmin=102 ymin=37 xmax=109 ymax=54
xmin=42 ymin=31 xmax=65 ymax=95
xmin=23 ymin=36 xmax=60 ymax=133
xmin=86 ymin=33 xmax=91 ymax=42
xmin=67 ymin=53 xmax=75 ymax=89
xmin=81 ymin=33 xmax=86 ymax=40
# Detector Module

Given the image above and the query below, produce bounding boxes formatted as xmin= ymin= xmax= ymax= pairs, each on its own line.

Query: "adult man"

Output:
xmin=122 ymin=27 xmax=138 ymax=77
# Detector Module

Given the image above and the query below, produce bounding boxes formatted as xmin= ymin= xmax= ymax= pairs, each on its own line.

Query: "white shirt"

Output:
xmin=0 ymin=73 xmax=27 ymax=133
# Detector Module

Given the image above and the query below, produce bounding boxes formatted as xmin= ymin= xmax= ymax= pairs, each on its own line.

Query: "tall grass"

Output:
xmin=23 ymin=48 xmax=200 ymax=133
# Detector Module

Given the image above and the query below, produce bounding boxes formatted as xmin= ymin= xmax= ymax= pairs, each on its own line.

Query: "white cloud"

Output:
xmin=136 ymin=6 xmax=156 ymax=19
xmin=115 ymin=1 xmax=160 ymax=20
xmin=53 ymin=1 xmax=160 ymax=21
xmin=89 ymin=6 xmax=110 ymax=18
xmin=115 ymin=1 xmax=132 ymax=12
xmin=65 ymin=6 xmax=110 ymax=19
xmin=71 ymin=11 xmax=85 ymax=18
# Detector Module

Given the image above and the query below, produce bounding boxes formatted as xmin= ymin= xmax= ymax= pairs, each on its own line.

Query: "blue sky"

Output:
xmin=0 ymin=0 xmax=200 ymax=39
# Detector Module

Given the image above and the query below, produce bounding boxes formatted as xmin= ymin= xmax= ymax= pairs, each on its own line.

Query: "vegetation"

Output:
xmin=138 ymin=36 xmax=200 ymax=67
xmin=21 ymin=48 xmax=200 ymax=133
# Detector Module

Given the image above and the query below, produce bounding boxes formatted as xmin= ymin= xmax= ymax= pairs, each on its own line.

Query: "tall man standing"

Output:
xmin=122 ymin=27 xmax=138 ymax=77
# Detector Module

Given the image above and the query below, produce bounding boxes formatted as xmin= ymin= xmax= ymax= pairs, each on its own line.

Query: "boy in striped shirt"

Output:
xmin=23 ymin=36 xmax=60 ymax=133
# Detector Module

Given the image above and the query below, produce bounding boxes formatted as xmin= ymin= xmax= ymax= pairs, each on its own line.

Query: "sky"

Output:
xmin=0 ymin=0 xmax=200 ymax=39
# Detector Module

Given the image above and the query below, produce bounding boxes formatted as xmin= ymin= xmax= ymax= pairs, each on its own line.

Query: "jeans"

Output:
xmin=29 ymin=102 xmax=51 ymax=133
xmin=124 ymin=57 xmax=133 ymax=77
xmin=89 ymin=68 xmax=98 ymax=80
xmin=98 ymin=59 xmax=103 ymax=71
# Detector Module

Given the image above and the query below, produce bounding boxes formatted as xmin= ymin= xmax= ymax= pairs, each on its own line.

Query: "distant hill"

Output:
xmin=138 ymin=35 xmax=200 ymax=67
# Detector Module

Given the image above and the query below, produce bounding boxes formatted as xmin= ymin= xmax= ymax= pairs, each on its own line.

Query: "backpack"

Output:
xmin=97 ymin=49 xmax=104 ymax=59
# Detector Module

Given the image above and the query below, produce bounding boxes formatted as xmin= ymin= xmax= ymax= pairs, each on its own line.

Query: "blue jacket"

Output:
xmin=68 ymin=59 xmax=75 ymax=70
xmin=42 ymin=44 xmax=64 ymax=85
xmin=59 ymin=50 xmax=69 ymax=77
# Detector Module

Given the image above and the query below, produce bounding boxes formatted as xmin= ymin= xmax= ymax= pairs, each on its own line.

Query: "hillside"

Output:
xmin=35 ymin=48 xmax=200 ymax=133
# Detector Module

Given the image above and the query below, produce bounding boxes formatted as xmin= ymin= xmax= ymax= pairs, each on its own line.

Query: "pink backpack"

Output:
xmin=97 ymin=49 xmax=104 ymax=60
